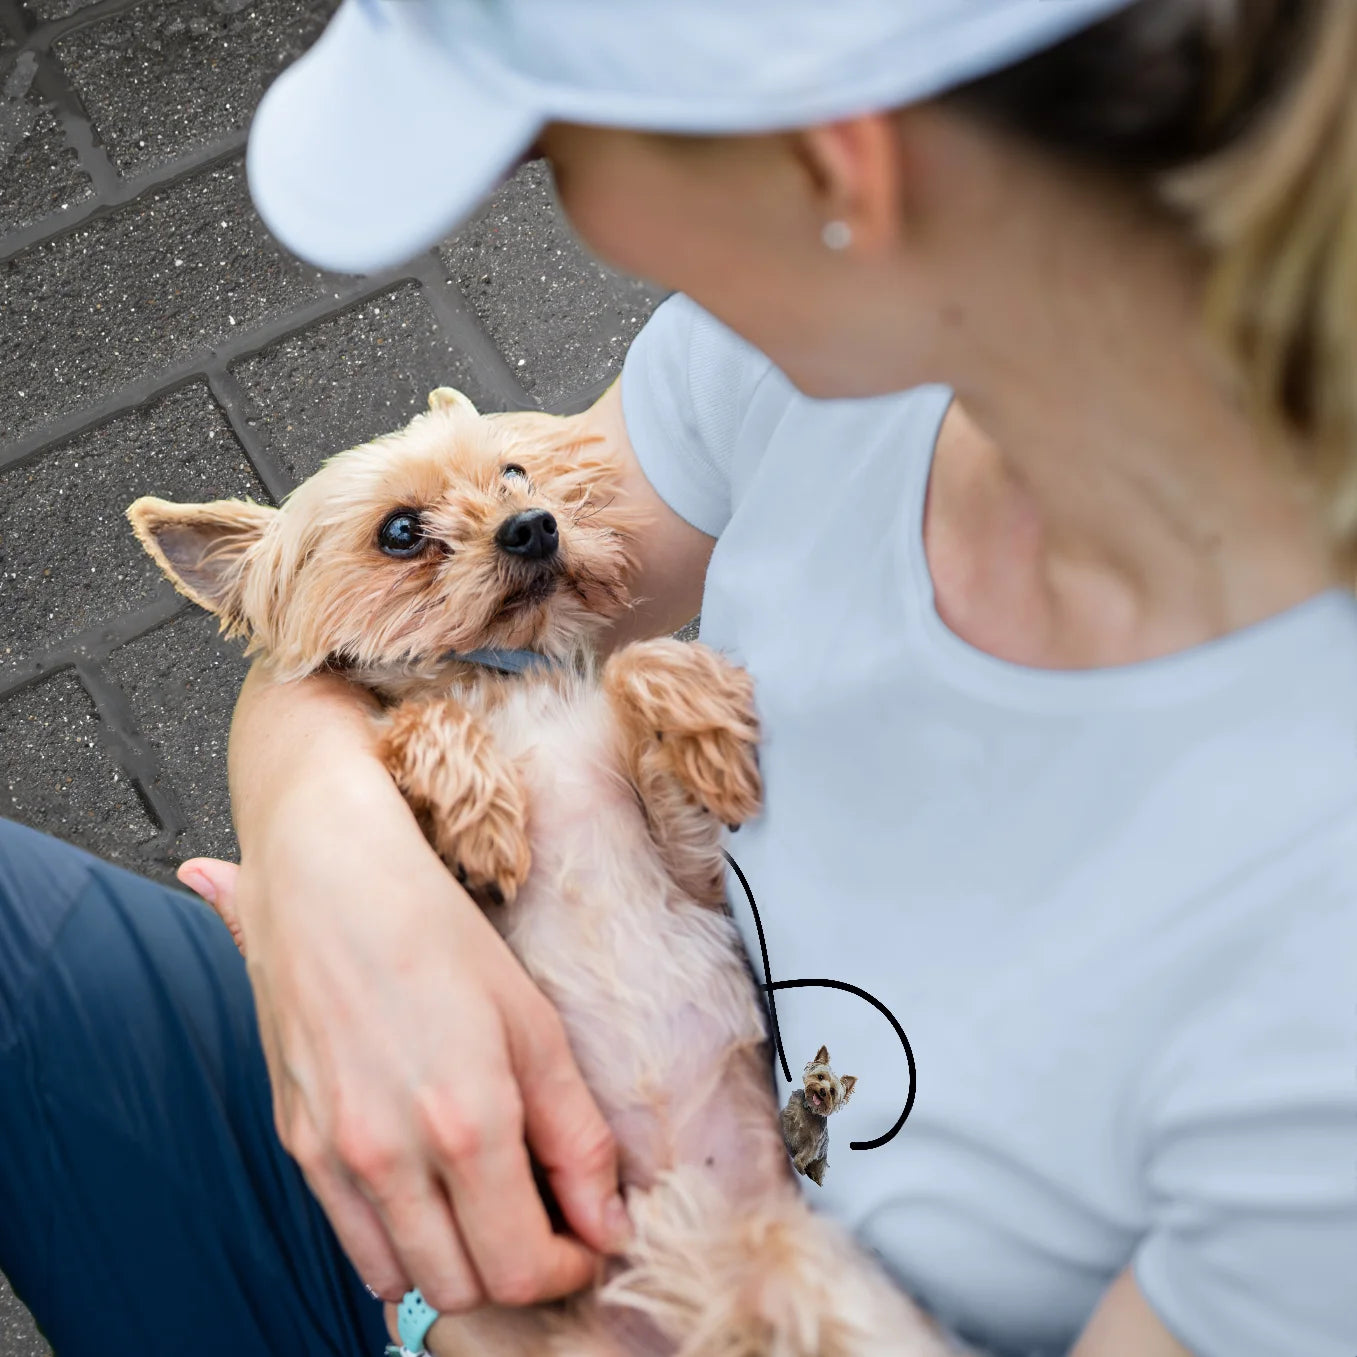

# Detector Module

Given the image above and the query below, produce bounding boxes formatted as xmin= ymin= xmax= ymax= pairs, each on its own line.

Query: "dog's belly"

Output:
xmin=480 ymin=682 xmax=787 ymax=1199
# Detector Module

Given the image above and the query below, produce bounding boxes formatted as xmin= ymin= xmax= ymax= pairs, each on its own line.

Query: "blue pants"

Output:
xmin=0 ymin=818 xmax=389 ymax=1356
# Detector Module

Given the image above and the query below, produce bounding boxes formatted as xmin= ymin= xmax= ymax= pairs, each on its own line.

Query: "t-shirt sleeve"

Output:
xmin=1131 ymin=879 xmax=1357 ymax=1357
xmin=619 ymin=293 xmax=773 ymax=538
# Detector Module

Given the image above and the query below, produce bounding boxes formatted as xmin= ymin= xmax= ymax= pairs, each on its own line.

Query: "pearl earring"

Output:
xmin=821 ymin=220 xmax=852 ymax=251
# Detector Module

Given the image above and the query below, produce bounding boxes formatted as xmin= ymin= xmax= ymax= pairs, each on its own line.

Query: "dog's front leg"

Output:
xmin=602 ymin=638 xmax=762 ymax=905
xmin=377 ymin=697 xmax=531 ymax=908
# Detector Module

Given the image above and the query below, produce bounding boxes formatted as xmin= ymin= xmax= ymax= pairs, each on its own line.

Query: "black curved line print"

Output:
xmin=722 ymin=848 xmax=918 ymax=1151
xmin=721 ymin=847 xmax=792 ymax=1082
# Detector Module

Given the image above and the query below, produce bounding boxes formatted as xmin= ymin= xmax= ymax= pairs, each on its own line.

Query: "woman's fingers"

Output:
xmin=176 ymin=855 xmax=236 ymax=905
xmin=251 ymin=1004 xmax=419 ymax=1303
xmin=511 ymin=1002 xmax=631 ymax=1256
xmin=294 ymin=1146 xmax=416 ymax=1303
xmin=353 ymin=1161 xmax=483 ymax=1312
xmin=435 ymin=1103 xmax=602 ymax=1306
xmin=178 ymin=857 xmax=247 ymax=956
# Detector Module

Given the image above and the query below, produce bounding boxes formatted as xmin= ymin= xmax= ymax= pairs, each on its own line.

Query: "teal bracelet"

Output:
xmin=383 ymin=1288 xmax=440 ymax=1356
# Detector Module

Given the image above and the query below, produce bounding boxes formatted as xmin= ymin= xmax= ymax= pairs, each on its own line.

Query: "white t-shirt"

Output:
xmin=620 ymin=294 xmax=1357 ymax=1357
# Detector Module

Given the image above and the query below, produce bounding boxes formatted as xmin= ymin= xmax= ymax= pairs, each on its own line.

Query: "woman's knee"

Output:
xmin=0 ymin=819 xmax=101 ymax=1051
xmin=0 ymin=818 xmax=253 ymax=1077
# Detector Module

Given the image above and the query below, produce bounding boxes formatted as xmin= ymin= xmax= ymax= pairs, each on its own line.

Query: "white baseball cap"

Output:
xmin=247 ymin=0 xmax=1139 ymax=275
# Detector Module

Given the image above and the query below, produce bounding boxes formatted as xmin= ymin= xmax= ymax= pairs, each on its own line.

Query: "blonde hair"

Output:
xmin=1167 ymin=2 xmax=1357 ymax=560
xmin=950 ymin=0 xmax=1357 ymax=563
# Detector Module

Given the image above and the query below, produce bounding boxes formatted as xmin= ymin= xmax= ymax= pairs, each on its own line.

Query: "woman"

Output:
xmin=2 ymin=1 xmax=1353 ymax=1354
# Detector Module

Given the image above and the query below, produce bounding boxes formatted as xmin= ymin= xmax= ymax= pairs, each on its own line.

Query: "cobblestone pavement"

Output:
xmin=0 ymin=1 xmax=675 ymax=1350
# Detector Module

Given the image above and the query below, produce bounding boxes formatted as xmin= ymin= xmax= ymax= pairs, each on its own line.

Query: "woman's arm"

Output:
xmin=583 ymin=378 xmax=717 ymax=651
xmin=1071 ymin=1268 xmax=1193 ymax=1357
xmin=178 ymin=379 xmax=714 ymax=1316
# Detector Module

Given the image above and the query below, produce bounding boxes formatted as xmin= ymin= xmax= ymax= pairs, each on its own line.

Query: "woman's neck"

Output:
xmin=911 ymin=120 xmax=1343 ymax=669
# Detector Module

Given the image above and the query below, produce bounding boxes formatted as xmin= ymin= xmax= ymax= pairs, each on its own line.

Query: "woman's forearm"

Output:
xmin=227 ymin=662 xmax=404 ymax=877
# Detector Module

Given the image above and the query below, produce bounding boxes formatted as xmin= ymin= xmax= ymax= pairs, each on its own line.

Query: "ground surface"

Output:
xmin=0 ymin=2 xmax=675 ymax=1349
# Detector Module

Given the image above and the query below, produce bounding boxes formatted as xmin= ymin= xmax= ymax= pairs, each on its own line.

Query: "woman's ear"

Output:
xmin=794 ymin=112 xmax=906 ymax=256
xmin=126 ymin=496 xmax=275 ymax=626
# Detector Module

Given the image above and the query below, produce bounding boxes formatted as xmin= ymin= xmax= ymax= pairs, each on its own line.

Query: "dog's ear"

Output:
xmin=127 ymin=496 xmax=274 ymax=624
xmin=428 ymin=386 xmax=478 ymax=416
xmin=839 ymin=1075 xmax=857 ymax=1104
xmin=813 ymin=1045 xmax=831 ymax=1066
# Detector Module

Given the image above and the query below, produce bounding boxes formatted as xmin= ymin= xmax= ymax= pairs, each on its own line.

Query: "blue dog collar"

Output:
xmin=443 ymin=646 xmax=558 ymax=675
xmin=384 ymin=1288 xmax=439 ymax=1355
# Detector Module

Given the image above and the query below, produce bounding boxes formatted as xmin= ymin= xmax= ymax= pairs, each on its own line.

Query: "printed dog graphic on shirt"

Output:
xmin=781 ymin=1045 xmax=858 ymax=1185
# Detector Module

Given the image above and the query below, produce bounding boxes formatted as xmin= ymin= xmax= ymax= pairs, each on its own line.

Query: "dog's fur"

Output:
xmin=127 ymin=388 xmax=952 ymax=1357
xmin=780 ymin=1047 xmax=857 ymax=1186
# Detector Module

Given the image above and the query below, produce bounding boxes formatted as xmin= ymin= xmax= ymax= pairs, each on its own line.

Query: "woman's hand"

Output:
xmin=178 ymin=665 xmax=630 ymax=1315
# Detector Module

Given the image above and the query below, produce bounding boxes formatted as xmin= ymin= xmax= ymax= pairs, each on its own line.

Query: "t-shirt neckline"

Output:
xmin=898 ymin=387 xmax=1357 ymax=713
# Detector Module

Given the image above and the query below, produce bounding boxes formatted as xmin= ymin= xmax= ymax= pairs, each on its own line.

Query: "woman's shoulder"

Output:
xmin=628 ymin=293 xmax=777 ymax=409
xmin=628 ymin=293 xmax=948 ymax=439
xmin=620 ymin=294 xmax=949 ymax=535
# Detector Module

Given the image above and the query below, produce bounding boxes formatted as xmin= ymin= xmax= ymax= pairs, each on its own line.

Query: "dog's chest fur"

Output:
xmin=460 ymin=672 xmax=785 ymax=1201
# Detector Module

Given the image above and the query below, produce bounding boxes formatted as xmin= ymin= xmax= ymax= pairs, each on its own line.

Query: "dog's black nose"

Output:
xmin=495 ymin=509 xmax=558 ymax=560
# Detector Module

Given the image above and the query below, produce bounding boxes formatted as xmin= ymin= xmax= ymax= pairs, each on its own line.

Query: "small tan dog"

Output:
xmin=780 ymin=1046 xmax=858 ymax=1186
xmin=128 ymin=389 xmax=952 ymax=1357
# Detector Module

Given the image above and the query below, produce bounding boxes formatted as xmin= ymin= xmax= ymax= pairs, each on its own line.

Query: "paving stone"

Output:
xmin=55 ymin=0 xmax=334 ymax=177
xmin=105 ymin=607 xmax=248 ymax=867
xmin=23 ymin=0 xmax=104 ymax=22
xmin=233 ymin=283 xmax=509 ymax=483
xmin=0 ymin=1275 xmax=48 ymax=1357
xmin=0 ymin=671 xmax=158 ymax=869
xmin=0 ymin=383 xmax=265 ymax=663
xmin=441 ymin=161 xmax=667 ymax=409
xmin=0 ymin=49 xmax=93 ymax=233
xmin=0 ymin=157 xmax=333 ymax=447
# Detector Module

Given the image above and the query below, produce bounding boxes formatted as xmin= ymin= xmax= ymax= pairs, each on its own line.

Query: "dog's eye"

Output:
xmin=377 ymin=510 xmax=426 ymax=558
xmin=501 ymin=464 xmax=528 ymax=480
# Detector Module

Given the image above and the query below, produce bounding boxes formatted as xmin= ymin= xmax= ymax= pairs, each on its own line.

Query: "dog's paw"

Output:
xmin=662 ymin=718 xmax=762 ymax=828
xmin=446 ymin=807 xmax=531 ymax=909
xmin=377 ymin=696 xmax=531 ymax=908
xmin=605 ymin=637 xmax=762 ymax=827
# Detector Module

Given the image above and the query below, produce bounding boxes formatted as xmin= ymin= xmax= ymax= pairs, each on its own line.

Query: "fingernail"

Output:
xmin=179 ymin=868 xmax=216 ymax=904
xmin=604 ymin=1194 xmax=632 ymax=1249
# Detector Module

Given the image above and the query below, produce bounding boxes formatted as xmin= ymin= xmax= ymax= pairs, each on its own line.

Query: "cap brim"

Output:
xmin=247 ymin=0 xmax=542 ymax=276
